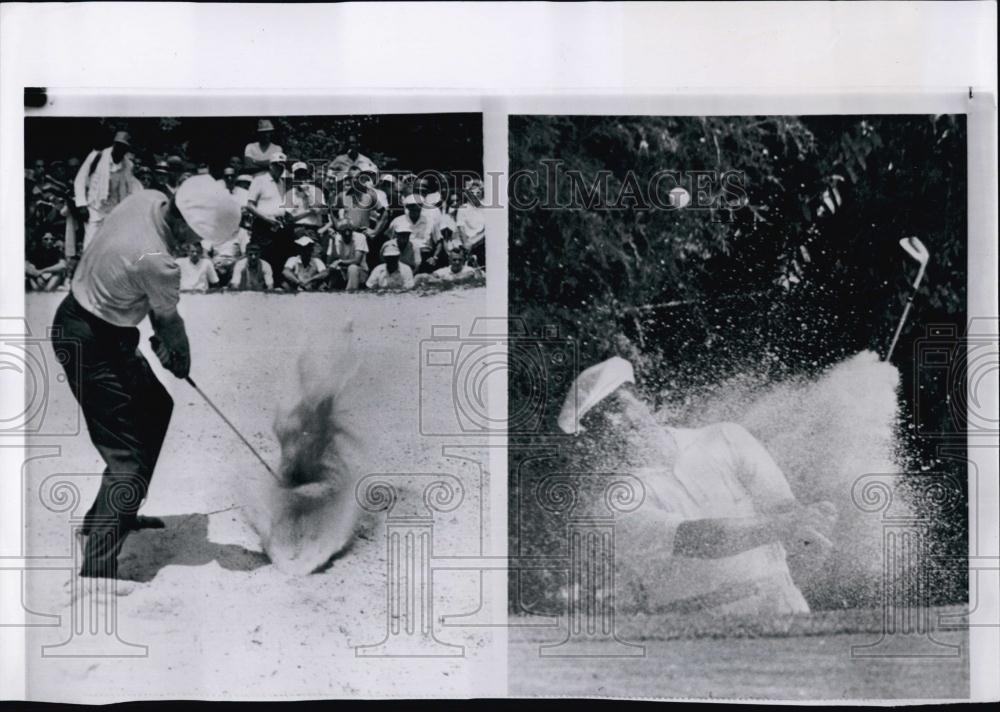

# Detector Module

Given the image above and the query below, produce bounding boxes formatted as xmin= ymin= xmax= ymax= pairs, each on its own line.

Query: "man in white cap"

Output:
xmin=284 ymin=161 xmax=328 ymax=231
xmin=244 ymin=119 xmax=284 ymax=175
xmin=282 ymin=234 xmax=329 ymax=291
xmin=247 ymin=153 xmax=292 ymax=279
xmin=557 ymin=357 xmax=837 ymax=616
xmin=52 ymin=174 xmax=240 ymax=579
xmin=73 ymin=130 xmax=142 ymax=249
xmin=366 ymin=240 xmax=415 ymax=291
xmin=390 ymin=194 xmax=437 ymax=271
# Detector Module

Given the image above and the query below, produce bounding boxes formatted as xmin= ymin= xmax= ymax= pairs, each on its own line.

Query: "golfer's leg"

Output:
xmin=122 ymin=350 xmax=174 ymax=477
xmin=77 ymin=360 xmax=154 ymax=578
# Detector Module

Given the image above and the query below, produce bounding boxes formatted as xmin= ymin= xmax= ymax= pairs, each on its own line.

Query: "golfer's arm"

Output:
xmin=149 ymin=307 xmax=190 ymax=355
xmin=673 ymin=515 xmax=781 ymax=559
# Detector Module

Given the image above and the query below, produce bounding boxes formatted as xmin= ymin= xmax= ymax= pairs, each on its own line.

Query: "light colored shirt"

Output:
xmin=456 ymin=203 xmax=486 ymax=247
xmin=432 ymin=264 xmax=478 ymax=282
xmin=71 ymin=190 xmax=180 ymax=327
xmin=73 ymin=147 xmax=141 ymax=214
xmin=615 ymin=422 xmax=807 ymax=615
xmin=230 ymin=257 xmax=273 ymax=290
xmin=283 ymin=255 xmax=327 ymax=283
xmin=244 ymin=142 xmax=284 ymax=173
xmin=177 ymin=256 xmax=219 ymax=291
xmin=330 ymin=231 xmax=368 ymax=264
xmin=336 ymin=188 xmax=381 ymax=231
xmin=284 ymin=184 xmax=327 ymax=226
xmin=247 ymin=174 xmax=286 ymax=218
xmin=366 ymin=263 xmax=415 ymax=290
xmin=389 ymin=213 xmax=435 ymax=253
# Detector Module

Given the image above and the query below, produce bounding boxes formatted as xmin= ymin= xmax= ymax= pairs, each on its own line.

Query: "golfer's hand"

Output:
xmin=150 ymin=336 xmax=191 ymax=379
xmin=778 ymin=501 xmax=836 ymax=554
xmin=78 ymin=206 xmax=90 ymax=223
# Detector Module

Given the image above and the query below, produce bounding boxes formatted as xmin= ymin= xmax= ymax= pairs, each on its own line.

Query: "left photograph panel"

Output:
xmin=15 ymin=106 xmax=496 ymax=700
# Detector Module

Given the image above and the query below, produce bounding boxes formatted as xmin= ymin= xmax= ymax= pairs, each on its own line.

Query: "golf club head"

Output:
xmin=899 ymin=236 xmax=930 ymax=265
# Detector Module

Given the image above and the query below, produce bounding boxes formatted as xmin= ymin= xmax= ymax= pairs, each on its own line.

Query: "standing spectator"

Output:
xmin=244 ymin=119 xmax=283 ymax=175
xmin=247 ymin=153 xmax=292 ymax=281
xmin=73 ymin=131 xmax=142 ymax=249
xmin=329 ymin=136 xmax=377 ymax=181
xmin=229 ymin=242 xmax=273 ymax=291
xmin=176 ymin=242 xmax=219 ymax=292
xmin=326 ymin=219 xmax=369 ymax=292
xmin=457 ymin=179 xmax=487 ymax=267
xmin=25 ymin=232 xmax=67 ymax=291
xmin=284 ymin=162 xmax=328 ymax=231
xmin=335 ymin=165 xmax=383 ymax=232
xmin=282 ymin=236 xmax=328 ymax=291
xmin=366 ymin=241 xmax=414 ymax=291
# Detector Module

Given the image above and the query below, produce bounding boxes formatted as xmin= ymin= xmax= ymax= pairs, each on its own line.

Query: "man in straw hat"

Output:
xmin=556 ymin=356 xmax=837 ymax=615
xmin=72 ymin=130 xmax=141 ymax=249
xmin=52 ymin=174 xmax=241 ymax=579
xmin=244 ymin=118 xmax=284 ymax=175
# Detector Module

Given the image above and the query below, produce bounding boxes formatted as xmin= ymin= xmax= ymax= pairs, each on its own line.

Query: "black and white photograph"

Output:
xmin=13 ymin=107 xmax=497 ymax=699
xmin=0 ymin=1 xmax=995 ymax=705
xmin=507 ymin=113 xmax=974 ymax=698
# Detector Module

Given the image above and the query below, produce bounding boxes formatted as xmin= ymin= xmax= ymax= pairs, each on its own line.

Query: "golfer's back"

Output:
xmin=71 ymin=189 xmax=180 ymax=327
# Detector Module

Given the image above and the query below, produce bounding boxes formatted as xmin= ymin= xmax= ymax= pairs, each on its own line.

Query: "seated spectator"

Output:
xmin=457 ymin=179 xmax=487 ymax=267
xmin=325 ymin=219 xmax=369 ymax=292
xmin=283 ymin=235 xmax=328 ymax=291
xmin=177 ymin=241 xmax=220 ymax=292
xmin=389 ymin=195 xmax=437 ymax=270
xmin=229 ymin=242 xmax=273 ymax=291
xmin=25 ymin=232 xmax=67 ymax=291
xmin=366 ymin=241 xmax=415 ymax=291
xmin=390 ymin=226 xmax=421 ymax=272
xmin=432 ymin=248 xmax=480 ymax=282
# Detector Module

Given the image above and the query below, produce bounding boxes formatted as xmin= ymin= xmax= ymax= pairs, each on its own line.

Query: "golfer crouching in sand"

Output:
xmin=558 ymin=357 xmax=837 ymax=616
xmin=53 ymin=175 xmax=241 ymax=580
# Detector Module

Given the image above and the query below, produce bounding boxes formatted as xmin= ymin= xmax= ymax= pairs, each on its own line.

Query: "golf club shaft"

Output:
xmin=185 ymin=376 xmax=279 ymax=481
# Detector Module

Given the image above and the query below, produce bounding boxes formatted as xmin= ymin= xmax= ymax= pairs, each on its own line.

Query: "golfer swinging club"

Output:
xmin=52 ymin=174 xmax=241 ymax=579
xmin=559 ymin=357 xmax=838 ymax=615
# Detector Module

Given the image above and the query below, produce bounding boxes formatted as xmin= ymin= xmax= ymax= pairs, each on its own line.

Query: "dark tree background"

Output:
xmin=24 ymin=114 xmax=483 ymax=176
xmin=509 ymin=115 xmax=968 ymax=611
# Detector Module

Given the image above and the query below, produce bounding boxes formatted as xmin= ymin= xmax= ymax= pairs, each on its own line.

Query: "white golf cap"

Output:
xmin=423 ymin=191 xmax=442 ymax=207
xmin=294 ymin=235 xmax=315 ymax=247
xmin=381 ymin=241 xmax=401 ymax=257
xmin=556 ymin=356 xmax=635 ymax=435
xmin=291 ymin=161 xmax=309 ymax=173
xmin=174 ymin=174 xmax=241 ymax=246
xmin=403 ymin=194 xmax=421 ymax=206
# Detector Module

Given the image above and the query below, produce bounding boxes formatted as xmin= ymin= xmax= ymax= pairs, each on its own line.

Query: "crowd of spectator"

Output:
xmin=25 ymin=119 xmax=487 ymax=294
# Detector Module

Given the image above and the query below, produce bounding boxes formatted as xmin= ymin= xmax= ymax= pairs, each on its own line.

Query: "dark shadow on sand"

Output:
xmin=116 ymin=514 xmax=269 ymax=583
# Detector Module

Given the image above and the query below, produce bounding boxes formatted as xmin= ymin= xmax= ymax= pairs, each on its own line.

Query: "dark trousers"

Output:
xmin=52 ymin=293 xmax=173 ymax=578
xmin=250 ymin=219 xmax=292 ymax=287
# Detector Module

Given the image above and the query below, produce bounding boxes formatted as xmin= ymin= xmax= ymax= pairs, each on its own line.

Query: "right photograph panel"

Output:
xmin=506 ymin=114 xmax=970 ymax=699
